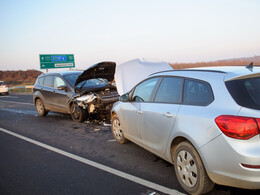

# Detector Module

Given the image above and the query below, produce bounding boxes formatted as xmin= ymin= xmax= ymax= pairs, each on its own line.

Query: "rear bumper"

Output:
xmin=200 ymin=134 xmax=260 ymax=189
xmin=0 ymin=88 xmax=8 ymax=93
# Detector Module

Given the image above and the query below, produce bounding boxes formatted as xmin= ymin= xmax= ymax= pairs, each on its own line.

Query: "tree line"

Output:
xmin=170 ymin=56 xmax=260 ymax=69
xmin=0 ymin=70 xmax=42 ymax=86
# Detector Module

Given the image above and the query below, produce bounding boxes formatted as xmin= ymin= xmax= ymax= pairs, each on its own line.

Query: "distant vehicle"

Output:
xmin=111 ymin=65 xmax=260 ymax=194
xmin=33 ymin=62 xmax=119 ymax=122
xmin=0 ymin=81 xmax=9 ymax=95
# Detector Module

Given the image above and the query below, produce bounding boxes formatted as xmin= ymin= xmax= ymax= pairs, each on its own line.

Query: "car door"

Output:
xmin=141 ymin=77 xmax=183 ymax=155
xmin=41 ymin=75 xmax=54 ymax=109
xmin=120 ymin=77 xmax=161 ymax=145
xmin=174 ymin=79 xmax=215 ymax=147
xmin=52 ymin=76 xmax=72 ymax=113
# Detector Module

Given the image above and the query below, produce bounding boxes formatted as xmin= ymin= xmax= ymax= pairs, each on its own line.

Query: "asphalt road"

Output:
xmin=0 ymin=94 xmax=259 ymax=195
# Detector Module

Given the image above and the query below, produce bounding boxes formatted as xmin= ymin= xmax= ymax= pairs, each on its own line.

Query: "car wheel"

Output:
xmin=174 ymin=141 xmax=214 ymax=194
xmin=5 ymin=92 xmax=9 ymax=95
xmin=35 ymin=99 xmax=48 ymax=116
xmin=70 ymin=103 xmax=87 ymax=123
xmin=111 ymin=114 xmax=128 ymax=144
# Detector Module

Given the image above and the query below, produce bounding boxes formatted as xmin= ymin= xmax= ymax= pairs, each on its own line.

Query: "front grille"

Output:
xmin=98 ymin=90 xmax=119 ymax=103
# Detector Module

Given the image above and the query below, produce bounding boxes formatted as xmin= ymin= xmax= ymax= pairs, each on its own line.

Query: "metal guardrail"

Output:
xmin=9 ymin=85 xmax=34 ymax=93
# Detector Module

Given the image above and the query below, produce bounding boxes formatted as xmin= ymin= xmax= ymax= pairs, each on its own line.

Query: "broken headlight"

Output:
xmin=76 ymin=94 xmax=97 ymax=103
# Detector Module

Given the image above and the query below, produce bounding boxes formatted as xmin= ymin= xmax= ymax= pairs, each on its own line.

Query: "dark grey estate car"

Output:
xmin=33 ymin=62 xmax=119 ymax=122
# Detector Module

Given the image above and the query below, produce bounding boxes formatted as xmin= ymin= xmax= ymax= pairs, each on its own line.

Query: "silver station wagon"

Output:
xmin=111 ymin=64 xmax=260 ymax=194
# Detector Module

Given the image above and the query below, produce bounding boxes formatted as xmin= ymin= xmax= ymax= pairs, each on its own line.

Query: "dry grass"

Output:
xmin=170 ymin=60 xmax=260 ymax=70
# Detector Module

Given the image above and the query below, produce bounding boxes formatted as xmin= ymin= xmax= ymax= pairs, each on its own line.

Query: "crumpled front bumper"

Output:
xmin=73 ymin=92 xmax=119 ymax=115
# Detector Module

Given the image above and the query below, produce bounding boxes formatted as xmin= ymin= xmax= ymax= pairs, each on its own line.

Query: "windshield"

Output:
xmin=76 ymin=78 xmax=109 ymax=90
xmin=64 ymin=74 xmax=81 ymax=86
xmin=226 ymin=77 xmax=260 ymax=110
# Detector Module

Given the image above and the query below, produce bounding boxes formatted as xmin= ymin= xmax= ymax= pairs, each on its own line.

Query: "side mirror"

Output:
xmin=57 ymin=85 xmax=68 ymax=91
xmin=119 ymin=93 xmax=129 ymax=102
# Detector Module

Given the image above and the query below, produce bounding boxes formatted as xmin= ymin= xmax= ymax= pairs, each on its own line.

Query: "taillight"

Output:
xmin=256 ymin=118 xmax=260 ymax=130
xmin=215 ymin=115 xmax=260 ymax=140
xmin=241 ymin=163 xmax=260 ymax=169
xmin=4 ymin=85 xmax=7 ymax=88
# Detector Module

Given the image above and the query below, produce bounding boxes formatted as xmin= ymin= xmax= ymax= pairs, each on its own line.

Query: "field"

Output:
xmin=1 ymin=56 xmax=260 ymax=87
xmin=170 ymin=56 xmax=260 ymax=69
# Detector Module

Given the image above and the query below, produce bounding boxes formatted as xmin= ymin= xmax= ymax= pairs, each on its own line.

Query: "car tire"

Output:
xmin=173 ymin=141 xmax=214 ymax=195
xmin=35 ymin=99 xmax=48 ymax=116
xmin=111 ymin=114 xmax=128 ymax=144
xmin=5 ymin=92 xmax=9 ymax=95
xmin=70 ymin=103 xmax=87 ymax=123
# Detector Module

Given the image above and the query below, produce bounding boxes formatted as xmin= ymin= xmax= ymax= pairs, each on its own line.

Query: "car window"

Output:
xmin=64 ymin=74 xmax=81 ymax=86
xmin=0 ymin=81 xmax=5 ymax=85
xmin=154 ymin=77 xmax=183 ymax=104
xmin=132 ymin=77 xmax=160 ymax=102
xmin=183 ymin=79 xmax=213 ymax=106
xmin=77 ymin=78 xmax=108 ymax=89
xmin=38 ymin=77 xmax=44 ymax=85
xmin=43 ymin=76 xmax=54 ymax=88
xmin=226 ymin=77 xmax=260 ymax=110
xmin=54 ymin=76 xmax=66 ymax=88
xmin=85 ymin=79 xmax=107 ymax=87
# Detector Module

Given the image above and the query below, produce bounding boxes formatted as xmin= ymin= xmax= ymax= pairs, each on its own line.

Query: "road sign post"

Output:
xmin=39 ymin=54 xmax=75 ymax=71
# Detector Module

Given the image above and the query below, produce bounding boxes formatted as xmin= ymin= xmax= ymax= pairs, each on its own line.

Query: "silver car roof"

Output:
xmin=152 ymin=66 xmax=260 ymax=81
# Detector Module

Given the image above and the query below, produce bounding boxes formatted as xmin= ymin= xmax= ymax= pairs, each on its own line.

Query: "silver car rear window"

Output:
xmin=226 ymin=77 xmax=260 ymax=110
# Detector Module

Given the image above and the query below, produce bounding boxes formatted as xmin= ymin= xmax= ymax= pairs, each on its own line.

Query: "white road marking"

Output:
xmin=107 ymin=139 xmax=116 ymax=142
xmin=0 ymin=99 xmax=34 ymax=106
xmin=0 ymin=127 xmax=184 ymax=195
xmin=0 ymin=96 xmax=18 ymax=98
xmin=0 ymin=108 xmax=37 ymax=115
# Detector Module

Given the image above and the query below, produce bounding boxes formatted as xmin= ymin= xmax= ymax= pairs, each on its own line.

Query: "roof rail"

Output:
xmin=150 ymin=69 xmax=226 ymax=76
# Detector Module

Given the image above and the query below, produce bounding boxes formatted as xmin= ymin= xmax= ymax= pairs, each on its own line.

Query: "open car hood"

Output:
xmin=75 ymin=61 xmax=116 ymax=87
xmin=115 ymin=59 xmax=173 ymax=95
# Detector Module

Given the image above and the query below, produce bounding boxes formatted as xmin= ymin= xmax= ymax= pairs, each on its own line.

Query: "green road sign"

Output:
xmin=40 ymin=54 xmax=75 ymax=69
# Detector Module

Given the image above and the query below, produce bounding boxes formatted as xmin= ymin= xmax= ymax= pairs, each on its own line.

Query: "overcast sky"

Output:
xmin=0 ymin=0 xmax=260 ymax=71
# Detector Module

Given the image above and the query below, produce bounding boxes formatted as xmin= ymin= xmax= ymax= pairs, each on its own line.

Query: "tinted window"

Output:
xmin=38 ymin=77 xmax=44 ymax=85
xmin=154 ymin=77 xmax=183 ymax=104
xmin=64 ymin=74 xmax=81 ymax=86
xmin=44 ymin=76 xmax=53 ymax=87
xmin=226 ymin=77 xmax=260 ymax=110
xmin=54 ymin=76 xmax=66 ymax=88
xmin=0 ymin=81 xmax=6 ymax=85
xmin=76 ymin=78 xmax=108 ymax=90
xmin=132 ymin=77 xmax=160 ymax=102
xmin=183 ymin=79 xmax=213 ymax=106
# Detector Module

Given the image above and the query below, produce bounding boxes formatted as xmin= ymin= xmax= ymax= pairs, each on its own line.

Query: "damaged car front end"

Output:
xmin=71 ymin=62 xmax=119 ymax=122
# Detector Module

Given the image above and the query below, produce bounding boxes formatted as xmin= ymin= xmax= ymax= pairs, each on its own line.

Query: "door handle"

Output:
xmin=136 ymin=110 xmax=143 ymax=114
xmin=163 ymin=112 xmax=174 ymax=118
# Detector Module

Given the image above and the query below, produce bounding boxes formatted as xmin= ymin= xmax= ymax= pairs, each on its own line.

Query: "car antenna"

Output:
xmin=246 ymin=62 xmax=253 ymax=69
